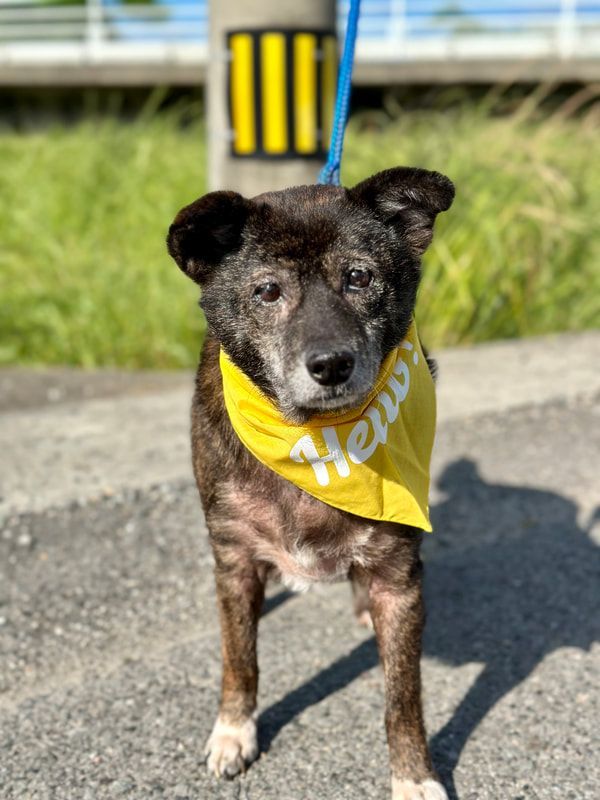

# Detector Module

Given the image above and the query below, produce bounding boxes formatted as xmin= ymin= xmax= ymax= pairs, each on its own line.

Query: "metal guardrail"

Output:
xmin=0 ymin=1 xmax=599 ymax=82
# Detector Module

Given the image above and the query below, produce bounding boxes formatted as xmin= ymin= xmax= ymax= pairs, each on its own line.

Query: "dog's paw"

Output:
xmin=392 ymin=777 xmax=448 ymax=800
xmin=205 ymin=715 xmax=258 ymax=778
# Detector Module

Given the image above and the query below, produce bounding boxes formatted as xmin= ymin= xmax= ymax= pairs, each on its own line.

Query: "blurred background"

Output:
xmin=1 ymin=0 xmax=599 ymax=369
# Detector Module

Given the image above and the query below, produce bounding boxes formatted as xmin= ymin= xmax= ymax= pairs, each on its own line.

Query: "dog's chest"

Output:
xmin=222 ymin=478 xmax=377 ymax=591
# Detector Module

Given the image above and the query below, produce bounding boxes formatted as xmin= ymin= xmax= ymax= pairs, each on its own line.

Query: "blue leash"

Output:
xmin=318 ymin=0 xmax=361 ymax=186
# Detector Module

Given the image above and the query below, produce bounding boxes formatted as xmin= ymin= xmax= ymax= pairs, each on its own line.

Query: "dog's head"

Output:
xmin=167 ymin=167 xmax=454 ymax=422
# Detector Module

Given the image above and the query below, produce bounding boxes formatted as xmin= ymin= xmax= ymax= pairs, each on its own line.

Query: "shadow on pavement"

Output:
xmin=257 ymin=458 xmax=599 ymax=799
xmin=258 ymin=637 xmax=379 ymax=752
xmin=424 ymin=458 xmax=599 ymax=798
xmin=262 ymin=589 xmax=296 ymax=618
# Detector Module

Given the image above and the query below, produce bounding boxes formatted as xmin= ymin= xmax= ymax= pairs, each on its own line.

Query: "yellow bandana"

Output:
xmin=220 ymin=321 xmax=436 ymax=531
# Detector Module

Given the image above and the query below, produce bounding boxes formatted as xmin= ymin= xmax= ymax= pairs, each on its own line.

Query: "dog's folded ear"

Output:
xmin=167 ymin=191 xmax=250 ymax=284
xmin=350 ymin=167 xmax=455 ymax=257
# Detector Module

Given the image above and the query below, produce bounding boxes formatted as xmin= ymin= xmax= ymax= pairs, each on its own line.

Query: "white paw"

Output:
xmin=392 ymin=777 xmax=448 ymax=800
xmin=205 ymin=715 xmax=258 ymax=778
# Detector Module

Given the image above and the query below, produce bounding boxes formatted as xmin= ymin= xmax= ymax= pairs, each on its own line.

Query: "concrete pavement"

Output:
xmin=0 ymin=331 xmax=599 ymax=800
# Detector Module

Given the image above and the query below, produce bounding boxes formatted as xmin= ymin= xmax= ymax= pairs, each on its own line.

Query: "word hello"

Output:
xmin=289 ymin=344 xmax=416 ymax=486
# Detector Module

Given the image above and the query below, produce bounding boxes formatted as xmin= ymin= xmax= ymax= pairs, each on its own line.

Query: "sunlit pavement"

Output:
xmin=1 ymin=332 xmax=599 ymax=800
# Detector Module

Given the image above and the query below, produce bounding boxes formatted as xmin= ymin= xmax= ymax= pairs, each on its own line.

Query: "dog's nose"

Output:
xmin=306 ymin=351 xmax=355 ymax=386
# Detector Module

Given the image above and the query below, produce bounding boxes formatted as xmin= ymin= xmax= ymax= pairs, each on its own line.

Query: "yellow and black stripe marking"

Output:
xmin=227 ymin=29 xmax=337 ymax=159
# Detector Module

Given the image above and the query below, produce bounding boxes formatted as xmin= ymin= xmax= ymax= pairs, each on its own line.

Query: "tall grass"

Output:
xmin=344 ymin=86 xmax=600 ymax=346
xmin=1 ymin=90 xmax=598 ymax=368
xmin=1 ymin=108 xmax=206 ymax=367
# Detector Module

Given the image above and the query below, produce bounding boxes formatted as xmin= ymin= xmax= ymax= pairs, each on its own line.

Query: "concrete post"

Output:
xmin=207 ymin=0 xmax=336 ymax=195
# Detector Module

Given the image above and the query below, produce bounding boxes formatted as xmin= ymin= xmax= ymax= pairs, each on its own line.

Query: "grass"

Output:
xmin=1 ymin=88 xmax=599 ymax=368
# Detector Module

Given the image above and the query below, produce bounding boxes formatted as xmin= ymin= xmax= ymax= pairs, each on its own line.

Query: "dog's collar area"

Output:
xmin=218 ymin=320 xmax=437 ymax=532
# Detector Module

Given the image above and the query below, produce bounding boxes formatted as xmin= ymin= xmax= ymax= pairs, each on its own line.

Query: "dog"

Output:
xmin=167 ymin=166 xmax=455 ymax=800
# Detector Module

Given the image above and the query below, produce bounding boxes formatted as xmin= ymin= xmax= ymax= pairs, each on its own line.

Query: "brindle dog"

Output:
xmin=167 ymin=167 xmax=454 ymax=800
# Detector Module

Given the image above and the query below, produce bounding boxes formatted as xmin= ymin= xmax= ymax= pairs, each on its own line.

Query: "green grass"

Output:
xmin=1 ymin=89 xmax=599 ymax=368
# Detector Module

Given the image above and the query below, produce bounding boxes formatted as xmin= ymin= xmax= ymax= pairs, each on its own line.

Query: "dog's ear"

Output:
xmin=167 ymin=191 xmax=250 ymax=284
xmin=350 ymin=167 xmax=454 ymax=256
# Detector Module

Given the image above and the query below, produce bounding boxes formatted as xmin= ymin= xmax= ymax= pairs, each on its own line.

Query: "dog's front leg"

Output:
xmin=369 ymin=552 xmax=447 ymax=800
xmin=205 ymin=545 xmax=265 ymax=778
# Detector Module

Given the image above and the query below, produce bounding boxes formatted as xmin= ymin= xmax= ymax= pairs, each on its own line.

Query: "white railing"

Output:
xmin=0 ymin=1 xmax=599 ymax=69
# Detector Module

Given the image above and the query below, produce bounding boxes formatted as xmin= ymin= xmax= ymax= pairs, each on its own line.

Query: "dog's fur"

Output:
xmin=167 ymin=167 xmax=455 ymax=799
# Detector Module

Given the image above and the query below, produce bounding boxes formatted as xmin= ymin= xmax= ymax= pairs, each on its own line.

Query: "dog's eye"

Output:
xmin=254 ymin=282 xmax=281 ymax=303
xmin=346 ymin=268 xmax=372 ymax=290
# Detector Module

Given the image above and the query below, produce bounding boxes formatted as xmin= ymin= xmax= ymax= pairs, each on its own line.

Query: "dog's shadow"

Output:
xmin=257 ymin=458 xmax=599 ymax=799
